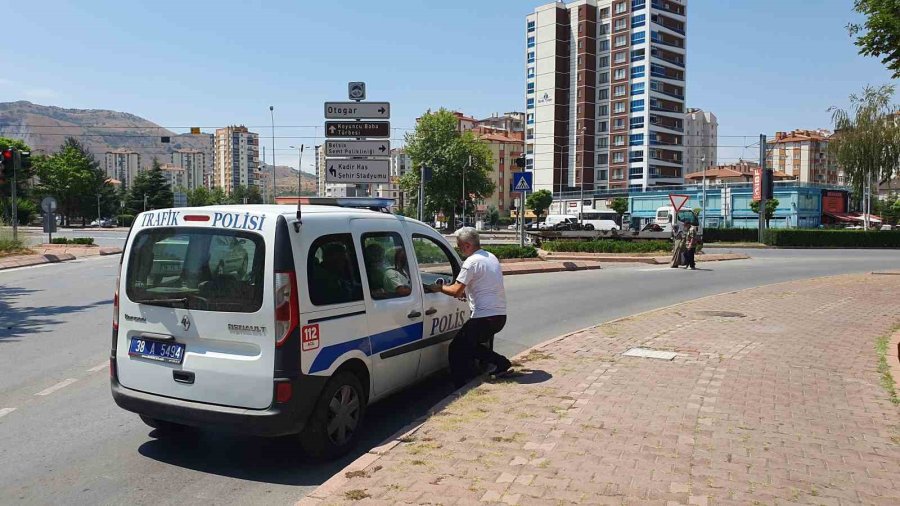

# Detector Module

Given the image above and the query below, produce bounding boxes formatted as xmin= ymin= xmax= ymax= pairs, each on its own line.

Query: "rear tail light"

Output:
xmin=275 ymin=381 xmax=292 ymax=403
xmin=113 ymin=276 xmax=120 ymax=332
xmin=274 ymin=271 xmax=298 ymax=347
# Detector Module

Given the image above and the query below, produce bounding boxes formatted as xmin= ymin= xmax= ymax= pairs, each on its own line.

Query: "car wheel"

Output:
xmin=140 ymin=415 xmax=189 ymax=434
xmin=584 ymin=224 xmax=594 ymax=231
xmin=300 ymin=371 xmax=366 ymax=459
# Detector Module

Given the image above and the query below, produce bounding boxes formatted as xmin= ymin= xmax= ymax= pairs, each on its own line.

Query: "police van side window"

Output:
xmin=307 ymin=234 xmax=363 ymax=306
xmin=412 ymin=234 xmax=459 ymax=286
xmin=361 ymin=232 xmax=412 ymax=300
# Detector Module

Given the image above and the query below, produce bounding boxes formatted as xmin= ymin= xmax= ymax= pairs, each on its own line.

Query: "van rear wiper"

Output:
xmin=135 ymin=297 xmax=188 ymax=307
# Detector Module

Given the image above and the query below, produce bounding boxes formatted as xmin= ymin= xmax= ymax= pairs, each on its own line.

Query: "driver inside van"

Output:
xmin=383 ymin=247 xmax=412 ymax=297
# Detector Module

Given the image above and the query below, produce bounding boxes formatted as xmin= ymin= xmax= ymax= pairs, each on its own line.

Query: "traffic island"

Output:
xmin=0 ymin=245 xmax=122 ymax=271
xmin=299 ymin=272 xmax=900 ymax=506
xmin=539 ymin=250 xmax=751 ymax=265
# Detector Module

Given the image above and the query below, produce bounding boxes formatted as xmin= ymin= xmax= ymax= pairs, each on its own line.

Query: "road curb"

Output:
xmin=294 ymin=272 xmax=879 ymax=505
xmin=502 ymin=261 xmax=604 ymax=276
xmin=0 ymin=253 xmax=77 ymax=271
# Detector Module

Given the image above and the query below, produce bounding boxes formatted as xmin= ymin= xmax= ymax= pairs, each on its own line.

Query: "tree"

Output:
xmin=610 ymin=197 xmax=629 ymax=225
xmin=209 ymin=187 xmax=227 ymax=205
xmin=125 ymin=159 xmax=173 ymax=214
xmin=486 ymin=205 xmax=500 ymax=229
xmin=749 ymin=198 xmax=779 ymax=228
xmin=848 ymin=0 xmax=900 ymax=78
xmin=829 ymin=85 xmax=900 ymax=224
xmin=399 ymin=109 xmax=495 ymax=226
xmin=34 ymin=138 xmax=110 ymax=226
xmin=526 ymin=189 xmax=553 ymax=222
xmin=186 ymin=186 xmax=211 ymax=207
xmin=0 ymin=137 xmax=36 ymax=225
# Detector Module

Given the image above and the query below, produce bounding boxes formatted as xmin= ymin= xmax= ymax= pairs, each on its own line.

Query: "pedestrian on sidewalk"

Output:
xmin=682 ymin=222 xmax=698 ymax=270
xmin=427 ymin=227 xmax=512 ymax=388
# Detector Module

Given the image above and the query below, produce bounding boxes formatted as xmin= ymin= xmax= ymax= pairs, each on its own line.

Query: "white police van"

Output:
xmin=111 ymin=199 xmax=469 ymax=458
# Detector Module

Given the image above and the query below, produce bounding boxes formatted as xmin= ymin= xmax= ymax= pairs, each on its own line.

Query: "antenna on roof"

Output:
xmin=295 ymin=145 xmax=305 ymax=229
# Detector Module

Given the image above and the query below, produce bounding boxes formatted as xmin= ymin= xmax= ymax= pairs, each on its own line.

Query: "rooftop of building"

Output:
xmin=769 ymin=129 xmax=832 ymax=144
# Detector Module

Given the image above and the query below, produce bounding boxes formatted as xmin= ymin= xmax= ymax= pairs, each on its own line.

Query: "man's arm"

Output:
xmin=438 ymin=281 xmax=466 ymax=298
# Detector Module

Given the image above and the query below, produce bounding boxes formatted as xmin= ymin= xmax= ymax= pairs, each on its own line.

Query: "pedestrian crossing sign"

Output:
xmin=511 ymin=172 xmax=533 ymax=193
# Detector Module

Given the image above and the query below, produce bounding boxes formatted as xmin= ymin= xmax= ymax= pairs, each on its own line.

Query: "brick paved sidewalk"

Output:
xmin=302 ymin=273 xmax=900 ymax=506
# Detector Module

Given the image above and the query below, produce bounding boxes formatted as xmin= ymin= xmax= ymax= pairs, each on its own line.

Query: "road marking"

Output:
xmin=35 ymin=378 xmax=78 ymax=396
xmin=88 ymin=361 xmax=109 ymax=372
xmin=0 ymin=408 xmax=16 ymax=418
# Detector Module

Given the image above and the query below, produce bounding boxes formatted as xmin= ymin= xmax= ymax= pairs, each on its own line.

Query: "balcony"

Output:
xmin=650 ymin=149 xmax=682 ymax=164
xmin=651 ymin=31 xmax=684 ymax=49
xmin=651 ymin=13 xmax=685 ymax=34
xmin=650 ymin=99 xmax=683 ymax=114
xmin=650 ymin=115 xmax=683 ymax=132
xmin=650 ymin=80 xmax=684 ymax=99
xmin=649 ymin=166 xmax=682 ymax=178
xmin=651 ymin=47 xmax=684 ymax=67
xmin=651 ymin=0 xmax=685 ymax=16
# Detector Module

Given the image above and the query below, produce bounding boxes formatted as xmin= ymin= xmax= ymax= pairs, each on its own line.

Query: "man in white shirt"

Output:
xmin=428 ymin=227 xmax=511 ymax=387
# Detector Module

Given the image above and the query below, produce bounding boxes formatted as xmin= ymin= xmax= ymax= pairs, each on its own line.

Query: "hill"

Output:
xmin=260 ymin=164 xmax=318 ymax=195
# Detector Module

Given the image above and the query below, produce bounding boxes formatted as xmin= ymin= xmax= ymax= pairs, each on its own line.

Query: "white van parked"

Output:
xmin=111 ymin=200 xmax=469 ymax=458
xmin=572 ymin=210 xmax=620 ymax=231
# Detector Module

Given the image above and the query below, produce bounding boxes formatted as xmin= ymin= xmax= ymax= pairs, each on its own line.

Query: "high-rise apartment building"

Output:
xmin=213 ymin=126 xmax=259 ymax=195
xmin=104 ymin=149 xmax=142 ymax=188
xmin=525 ymin=0 xmax=687 ymax=196
xmin=684 ymin=108 xmax=716 ymax=174
xmin=171 ymin=149 xmax=208 ymax=190
xmin=766 ymin=129 xmax=838 ymax=185
xmin=374 ymin=148 xmax=412 ymax=211
xmin=158 ymin=163 xmax=187 ymax=190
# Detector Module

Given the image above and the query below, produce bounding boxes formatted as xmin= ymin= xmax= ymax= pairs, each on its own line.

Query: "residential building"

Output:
xmin=684 ymin=108 xmax=716 ymax=174
xmin=213 ymin=125 xmax=259 ymax=195
xmin=375 ymin=148 xmax=412 ymax=211
xmin=479 ymin=131 xmax=526 ymax=213
xmin=170 ymin=149 xmax=208 ymax=190
xmin=525 ymin=0 xmax=687 ymax=197
xmin=683 ymin=160 xmax=793 ymax=184
xmin=477 ymin=112 xmax=526 ymax=134
xmin=104 ymin=149 xmax=142 ymax=188
xmin=766 ymin=129 xmax=839 ymax=185
xmin=158 ymin=163 xmax=186 ymax=190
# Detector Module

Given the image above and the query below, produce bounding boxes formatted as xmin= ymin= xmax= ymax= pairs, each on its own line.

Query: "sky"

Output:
xmin=1 ymin=0 xmax=896 ymax=172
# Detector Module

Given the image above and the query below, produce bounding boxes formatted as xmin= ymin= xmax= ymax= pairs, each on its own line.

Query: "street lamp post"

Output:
xmin=580 ymin=126 xmax=587 ymax=226
xmin=269 ymin=106 xmax=276 ymax=203
xmin=700 ymin=155 xmax=707 ymax=233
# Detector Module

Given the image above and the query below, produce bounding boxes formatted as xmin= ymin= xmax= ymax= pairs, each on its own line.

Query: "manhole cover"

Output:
xmin=696 ymin=311 xmax=746 ymax=318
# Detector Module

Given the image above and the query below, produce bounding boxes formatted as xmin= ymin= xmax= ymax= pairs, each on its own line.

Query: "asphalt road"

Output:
xmin=1 ymin=249 xmax=898 ymax=504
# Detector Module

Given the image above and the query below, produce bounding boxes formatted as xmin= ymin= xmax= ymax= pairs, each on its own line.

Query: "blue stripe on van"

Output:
xmin=308 ymin=322 xmax=424 ymax=374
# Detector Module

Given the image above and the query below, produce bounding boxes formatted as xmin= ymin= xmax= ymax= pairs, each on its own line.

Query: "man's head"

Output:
xmin=455 ymin=227 xmax=481 ymax=256
xmin=364 ymin=243 xmax=385 ymax=267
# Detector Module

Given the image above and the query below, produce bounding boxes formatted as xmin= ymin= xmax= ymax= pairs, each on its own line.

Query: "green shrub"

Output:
xmin=702 ymin=228 xmax=759 ymax=243
xmin=483 ymin=245 xmax=538 ymax=259
xmin=764 ymin=229 xmax=900 ymax=248
xmin=542 ymin=240 xmax=671 ymax=254
xmin=50 ymin=237 xmax=68 ymax=244
xmin=49 ymin=237 xmax=95 ymax=246
xmin=0 ymin=238 xmax=26 ymax=253
xmin=118 ymin=214 xmax=135 ymax=227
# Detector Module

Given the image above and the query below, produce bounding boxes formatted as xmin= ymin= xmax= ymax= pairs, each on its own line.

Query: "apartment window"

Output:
xmin=613 ymin=84 xmax=627 ymax=97
xmin=614 ymin=51 xmax=627 ymax=64
xmin=527 ymin=98 xmax=534 ymax=109
xmin=527 ymin=82 xmax=535 ymax=93
xmin=614 ymin=118 xmax=626 ymax=130
xmin=631 ymin=31 xmax=646 ymax=44
xmin=598 ymin=71 xmax=609 ymax=84
xmin=632 ymin=0 xmax=646 ymax=10
xmin=614 ymin=68 xmax=626 ymax=80
xmin=597 ymin=153 xmax=609 ymax=165
xmin=527 ymin=20 xmax=535 ymax=32
xmin=615 ymin=35 xmax=628 ymax=48
xmin=526 ymin=129 xmax=534 ymax=140
xmin=600 ymin=7 xmax=610 ymax=18
xmin=631 ymin=82 xmax=645 ymax=95
xmin=613 ymin=152 xmax=626 ymax=163
xmin=630 ymin=150 xmax=644 ymax=162
xmin=630 ymin=99 xmax=645 ymax=111
xmin=631 ymin=48 xmax=645 ymax=61
xmin=600 ymin=23 xmax=610 ymax=35
xmin=598 ymin=88 xmax=609 ymax=100
xmin=631 ymin=65 xmax=645 ymax=78
xmin=527 ymin=51 xmax=535 ymax=63
xmin=527 ymin=37 xmax=535 ymax=48
xmin=598 ymin=121 xmax=608 ymax=132
xmin=598 ymin=105 xmax=609 ymax=116
xmin=599 ymin=40 xmax=610 ymax=51
xmin=629 ymin=133 xmax=644 ymax=145
xmin=612 ymin=169 xmax=624 ymax=179
xmin=630 ymin=116 xmax=645 ymax=128
xmin=578 ymin=55 xmax=583 ymax=66
xmin=527 ymin=113 xmax=534 ymax=125
xmin=615 ymin=1 xmax=627 ymax=14
xmin=578 ymin=40 xmax=583 ymax=50
xmin=614 ymin=18 xmax=627 ymax=31
xmin=597 ymin=137 xmax=609 ymax=148
xmin=599 ymin=56 xmax=609 ymax=67
xmin=632 ymin=14 xmax=646 ymax=28
xmin=527 ymin=66 xmax=535 ymax=78
xmin=614 ymin=135 xmax=626 ymax=146
xmin=613 ymin=101 xmax=626 ymax=114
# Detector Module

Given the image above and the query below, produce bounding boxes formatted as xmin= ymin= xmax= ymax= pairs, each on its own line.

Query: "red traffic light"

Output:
xmin=1 ymin=149 xmax=12 ymax=160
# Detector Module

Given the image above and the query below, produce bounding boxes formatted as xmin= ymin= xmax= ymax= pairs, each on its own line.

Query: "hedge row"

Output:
xmin=118 ymin=214 xmax=135 ymax=227
xmin=50 ymin=237 xmax=95 ymax=245
xmin=481 ymin=245 xmax=539 ymax=259
xmin=763 ymin=229 xmax=900 ymax=248
xmin=702 ymin=228 xmax=759 ymax=243
xmin=541 ymin=240 xmax=671 ymax=254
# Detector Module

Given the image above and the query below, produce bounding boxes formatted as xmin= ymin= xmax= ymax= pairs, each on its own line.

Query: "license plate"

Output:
xmin=128 ymin=337 xmax=185 ymax=364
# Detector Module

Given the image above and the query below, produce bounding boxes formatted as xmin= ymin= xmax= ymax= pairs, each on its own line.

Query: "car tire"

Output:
xmin=584 ymin=224 xmax=594 ymax=231
xmin=300 ymin=371 xmax=367 ymax=459
xmin=140 ymin=415 xmax=189 ymax=434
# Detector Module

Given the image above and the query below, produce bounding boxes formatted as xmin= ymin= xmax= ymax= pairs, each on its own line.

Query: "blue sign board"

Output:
xmin=511 ymin=172 xmax=533 ymax=193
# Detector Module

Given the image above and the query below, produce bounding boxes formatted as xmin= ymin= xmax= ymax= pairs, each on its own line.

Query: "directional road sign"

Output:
xmin=511 ymin=172 xmax=533 ymax=193
xmin=669 ymin=194 xmax=690 ymax=212
xmin=325 ymin=140 xmax=390 ymax=158
xmin=325 ymin=158 xmax=390 ymax=184
xmin=325 ymin=102 xmax=390 ymax=120
xmin=325 ymin=121 xmax=390 ymax=138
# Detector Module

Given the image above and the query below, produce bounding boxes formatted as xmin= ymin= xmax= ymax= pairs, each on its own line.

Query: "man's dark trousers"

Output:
xmin=449 ymin=315 xmax=510 ymax=387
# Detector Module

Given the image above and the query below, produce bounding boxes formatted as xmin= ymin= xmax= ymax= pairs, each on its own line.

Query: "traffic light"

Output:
xmin=764 ymin=169 xmax=774 ymax=200
xmin=0 ymin=148 xmax=12 ymax=184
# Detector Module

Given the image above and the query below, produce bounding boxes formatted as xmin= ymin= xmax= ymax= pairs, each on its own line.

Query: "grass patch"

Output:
xmin=513 ymin=350 xmax=553 ymax=365
xmin=875 ymin=325 xmax=900 ymax=405
xmin=344 ymin=489 xmax=371 ymax=500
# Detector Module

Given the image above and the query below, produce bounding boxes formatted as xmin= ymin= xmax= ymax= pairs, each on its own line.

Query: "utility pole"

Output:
xmin=462 ymin=156 xmax=470 ymax=227
xmin=700 ymin=155 xmax=707 ymax=234
xmin=97 ymin=194 xmax=101 ymax=224
xmin=418 ymin=164 xmax=425 ymax=222
xmin=11 ymin=150 xmax=19 ymax=242
xmin=270 ymin=106 xmax=276 ymax=205
xmin=758 ymin=134 xmax=767 ymax=243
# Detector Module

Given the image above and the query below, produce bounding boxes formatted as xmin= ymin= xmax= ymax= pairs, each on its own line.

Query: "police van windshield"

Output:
xmin=126 ymin=228 xmax=265 ymax=312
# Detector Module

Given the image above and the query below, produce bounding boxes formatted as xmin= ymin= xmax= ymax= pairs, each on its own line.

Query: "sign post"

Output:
xmin=324 ymin=83 xmax=392 ymax=192
xmin=41 ymin=196 xmax=58 ymax=242
xmin=668 ymin=194 xmax=690 ymax=213
xmin=512 ymin=172 xmax=533 ymax=247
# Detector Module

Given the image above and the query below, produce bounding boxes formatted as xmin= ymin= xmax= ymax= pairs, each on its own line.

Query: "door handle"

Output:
xmin=425 ymin=308 xmax=437 ymax=316
xmin=407 ymin=311 xmax=422 ymax=319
